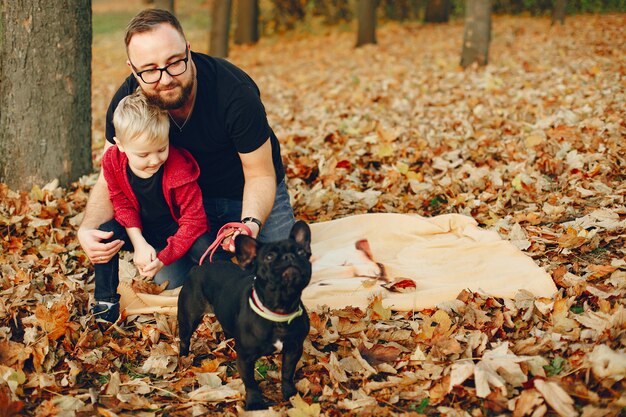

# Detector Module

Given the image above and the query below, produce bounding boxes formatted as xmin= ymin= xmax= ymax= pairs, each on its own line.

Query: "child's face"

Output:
xmin=117 ymin=134 xmax=169 ymax=179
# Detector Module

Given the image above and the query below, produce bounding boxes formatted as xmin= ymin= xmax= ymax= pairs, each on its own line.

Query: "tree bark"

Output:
xmin=209 ymin=0 xmax=232 ymax=58
xmin=460 ymin=0 xmax=492 ymax=68
xmin=551 ymin=0 xmax=566 ymax=25
xmin=0 ymin=0 xmax=92 ymax=190
xmin=235 ymin=0 xmax=259 ymax=45
xmin=425 ymin=0 xmax=450 ymax=23
xmin=356 ymin=0 xmax=378 ymax=47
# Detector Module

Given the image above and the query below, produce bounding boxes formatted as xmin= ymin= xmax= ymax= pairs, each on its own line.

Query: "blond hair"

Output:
xmin=113 ymin=90 xmax=170 ymax=145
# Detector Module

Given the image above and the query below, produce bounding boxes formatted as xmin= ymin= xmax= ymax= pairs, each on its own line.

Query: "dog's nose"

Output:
xmin=282 ymin=253 xmax=296 ymax=262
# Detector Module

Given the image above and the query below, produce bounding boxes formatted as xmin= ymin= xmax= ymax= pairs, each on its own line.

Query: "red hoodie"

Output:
xmin=102 ymin=145 xmax=208 ymax=265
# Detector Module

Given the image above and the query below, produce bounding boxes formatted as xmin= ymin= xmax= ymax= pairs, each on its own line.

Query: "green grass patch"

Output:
xmin=93 ymin=11 xmax=135 ymax=37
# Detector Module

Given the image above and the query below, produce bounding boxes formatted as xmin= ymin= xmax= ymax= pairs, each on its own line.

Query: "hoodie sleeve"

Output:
xmin=102 ymin=148 xmax=143 ymax=229
xmin=156 ymin=180 xmax=208 ymax=265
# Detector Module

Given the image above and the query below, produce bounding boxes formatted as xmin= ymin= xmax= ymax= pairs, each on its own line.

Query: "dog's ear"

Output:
xmin=290 ymin=220 xmax=311 ymax=254
xmin=235 ymin=234 xmax=258 ymax=270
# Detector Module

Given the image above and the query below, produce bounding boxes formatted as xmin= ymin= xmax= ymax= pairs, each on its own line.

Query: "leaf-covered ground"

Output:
xmin=1 ymin=7 xmax=626 ymax=417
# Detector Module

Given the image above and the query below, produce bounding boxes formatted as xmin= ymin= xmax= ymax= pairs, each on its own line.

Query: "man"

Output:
xmin=78 ymin=9 xmax=295 ymax=281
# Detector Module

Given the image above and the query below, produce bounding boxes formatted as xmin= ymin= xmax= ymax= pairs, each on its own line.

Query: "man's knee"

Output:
xmin=98 ymin=219 xmax=126 ymax=243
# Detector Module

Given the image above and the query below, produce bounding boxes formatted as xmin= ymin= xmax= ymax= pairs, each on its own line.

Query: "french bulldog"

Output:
xmin=177 ymin=220 xmax=312 ymax=410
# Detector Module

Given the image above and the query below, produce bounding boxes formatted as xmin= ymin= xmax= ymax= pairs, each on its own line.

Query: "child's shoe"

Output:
xmin=92 ymin=301 xmax=120 ymax=324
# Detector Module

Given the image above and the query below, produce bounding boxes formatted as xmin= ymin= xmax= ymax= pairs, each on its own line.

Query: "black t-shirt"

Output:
xmin=106 ymin=52 xmax=285 ymax=199
xmin=127 ymin=165 xmax=176 ymax=248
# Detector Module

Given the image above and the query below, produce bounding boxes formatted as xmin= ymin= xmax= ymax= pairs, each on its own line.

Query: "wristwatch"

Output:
xmin=241 ymin=217 xmax=262 ymax=230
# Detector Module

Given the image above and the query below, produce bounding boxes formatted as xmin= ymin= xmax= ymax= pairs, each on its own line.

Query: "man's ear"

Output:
xmin=235 ymin=234 xmax=258 ymax=270
xmin=290 ymin=221 xmax=311 ymax=254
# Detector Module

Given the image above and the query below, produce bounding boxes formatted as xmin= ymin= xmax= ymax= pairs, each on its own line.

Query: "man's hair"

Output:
xmin=124 ymin=8 xmax=186 ymax=49
xmin=113 ymin=89 xmax=170 ymax=145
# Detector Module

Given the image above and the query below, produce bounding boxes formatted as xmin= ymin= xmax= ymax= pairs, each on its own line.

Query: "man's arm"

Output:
xmin=77 ymin=141 xmax=124 ymax=263
xmin=239 ymin=138 xmax=276 ymax=238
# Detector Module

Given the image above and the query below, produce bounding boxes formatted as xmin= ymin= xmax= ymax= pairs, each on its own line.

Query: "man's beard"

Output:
xmin=143 ymin=66 xmax=195 ymax=110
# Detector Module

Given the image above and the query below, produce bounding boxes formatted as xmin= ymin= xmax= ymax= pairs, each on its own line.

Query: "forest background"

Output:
xmin=0 ymin=0 xmax=625 ymax=416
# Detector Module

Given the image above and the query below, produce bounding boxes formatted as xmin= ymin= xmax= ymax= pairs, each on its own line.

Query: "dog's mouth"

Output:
xmin=282 ymin=266 xmax=301 ymax=279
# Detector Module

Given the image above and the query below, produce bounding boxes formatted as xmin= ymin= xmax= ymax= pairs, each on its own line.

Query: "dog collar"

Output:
xmin=249 ymin=288 xmax=303 ymax=324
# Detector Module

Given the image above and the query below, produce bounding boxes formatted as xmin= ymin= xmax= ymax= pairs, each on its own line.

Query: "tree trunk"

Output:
xmin=0 ymin=0 xmax=92 ymax=190
xmin=551 ymin=0 xmax=566 ymax=25
xmin=425 ymin=0 xmax=450 ymax=22
xmin=151 ymin=0 xmax=175 ymax=13
xmin=356 ymin=0 xmax=377 ymax=47
xmin=209 ymin=0 xmax=232 ymax=58
xmin=235 ymin=0 xmax=259 ymax=45
xmin=460 ymin=0 xmax=491 ymax=68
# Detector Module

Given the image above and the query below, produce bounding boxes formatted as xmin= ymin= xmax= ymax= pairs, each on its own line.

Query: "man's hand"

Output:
xmin=78 ymin=228 xmax=124 ymax=264
xmin=220 ymin=222 xmax=259 ymax=253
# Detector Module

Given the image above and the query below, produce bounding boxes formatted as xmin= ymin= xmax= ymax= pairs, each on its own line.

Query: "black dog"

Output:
xmin=178 ymin=221 xmax=312 ymax=410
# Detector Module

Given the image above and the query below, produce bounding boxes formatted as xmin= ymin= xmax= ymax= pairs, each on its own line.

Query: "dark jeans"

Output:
xmin=202 ymin=179 xmax=296 ymax=261
xmin=94 ymin=219 xmax=211 ymax=302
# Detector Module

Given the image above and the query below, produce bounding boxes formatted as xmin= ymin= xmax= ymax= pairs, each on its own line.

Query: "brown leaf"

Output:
xmin=0 ymin=341 xmax=32 ymax=368
xmin=359 ymin=343 xmax=401 ymax=366
xmin=35 ymin=303 xmax=71 ymax=341
xmin=0 ymin=385 xmax=24 ymax=417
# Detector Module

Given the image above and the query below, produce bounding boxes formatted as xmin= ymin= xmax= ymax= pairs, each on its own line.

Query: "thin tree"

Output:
xmin=356 ymin=0 xmax=378 ymax=47
xmin=460 ymin=0 xmax=492 ymax=68
xmin=425 ymin=0 xmax=451 ymax=23
xmin=551 ymin=0 xmax=566 ymax=25
xmin=210 ymin=0 xmax=233 ymax=57
xmin=143 ymin=0 xmax=175 ymax=13
xmin=235 ymin=0 xmax=259 ymax=45
xmin=0 ymin=0 xmax=92 ymax=190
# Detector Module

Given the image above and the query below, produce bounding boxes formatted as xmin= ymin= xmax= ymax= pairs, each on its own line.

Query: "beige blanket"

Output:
xmin=119 ymin=213 xmax=557 ymax=316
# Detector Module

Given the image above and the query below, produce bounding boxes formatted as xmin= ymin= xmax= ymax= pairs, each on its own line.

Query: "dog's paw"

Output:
xmin=244 ymin=398 xmax=275 ymax=411
xmin=245 ymin=392 xmax=275 ymax=411
xmin=282 ymin=384 xmax=298 ymax=401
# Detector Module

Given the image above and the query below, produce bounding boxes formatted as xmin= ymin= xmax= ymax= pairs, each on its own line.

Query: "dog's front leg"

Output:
xmin=281 ymin=344 xmax=303 ymax=400
xmin=237 ymin=355 xmax=269 ymax=410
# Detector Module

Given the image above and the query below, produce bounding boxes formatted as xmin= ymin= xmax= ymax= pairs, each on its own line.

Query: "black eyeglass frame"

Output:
xmin=130 ymin=46 xmax=189 ymax=84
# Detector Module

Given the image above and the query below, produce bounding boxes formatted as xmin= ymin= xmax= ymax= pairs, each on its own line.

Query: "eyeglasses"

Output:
xmin=130 ymin=47 xmax=189 ymax=84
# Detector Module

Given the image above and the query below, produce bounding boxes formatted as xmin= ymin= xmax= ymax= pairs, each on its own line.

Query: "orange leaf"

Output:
xmin=587 ymin=264 xmax=617 ymax=279
xmin=35 ymin=303 xmax=71 ymax=341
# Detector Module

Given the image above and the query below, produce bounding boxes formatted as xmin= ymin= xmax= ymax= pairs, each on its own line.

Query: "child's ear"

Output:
xmin=113 ymin=137 xmax=124 ymax=152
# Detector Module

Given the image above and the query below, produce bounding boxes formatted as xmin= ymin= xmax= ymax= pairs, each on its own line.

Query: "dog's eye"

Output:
xmin=297 ymin=248 xmax=307 ymax=257
xmin=265 ymin=252 xmax=276 ymax=262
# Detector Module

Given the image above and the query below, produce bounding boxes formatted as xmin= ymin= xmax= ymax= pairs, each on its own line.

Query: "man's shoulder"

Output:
xmin=112 ymin=75 xmax=139 ymax=103
xmin=193 ymin=52 xmax=254 ymax=86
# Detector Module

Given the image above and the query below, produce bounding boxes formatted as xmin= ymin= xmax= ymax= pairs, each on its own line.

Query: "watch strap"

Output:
xmin=241 ymin=217 xmax=262 ymax=229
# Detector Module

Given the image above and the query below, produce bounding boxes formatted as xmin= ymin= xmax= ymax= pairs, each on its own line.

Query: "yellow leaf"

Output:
xmin=524 ymin=134 xmax=545 ymax=148
xmin=396 ymin=162 xmax=409 ymax=174
xmin=377 ymin=145 xmax=394 ymax=158
xmin=288 ymin=394 xmax=321 ymax=417
xmin=421 ymin=309 xmax=452 ymax=339
xmin=369 ymin=295 xmax=392 ymax=320
xmin=512 ymin=176 xmax=523 ymax=191
xmin=30 ymin=185 xmax=44 ymax=202
xmin=406 ymin=171 xmax=423 ymax=181
xmin=376 ymin=126 xmax=397 ymax=142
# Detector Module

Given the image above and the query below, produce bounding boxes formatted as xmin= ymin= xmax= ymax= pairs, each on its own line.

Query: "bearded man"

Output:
xmin=78 ymin=9 xmax=295 ymax=286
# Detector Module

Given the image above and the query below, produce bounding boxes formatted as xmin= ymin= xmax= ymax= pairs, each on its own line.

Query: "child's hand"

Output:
xmin=134 ymin=243 xmax=157 ymax=271
xmin=141 ymin=257 xmax=164 ymax=278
